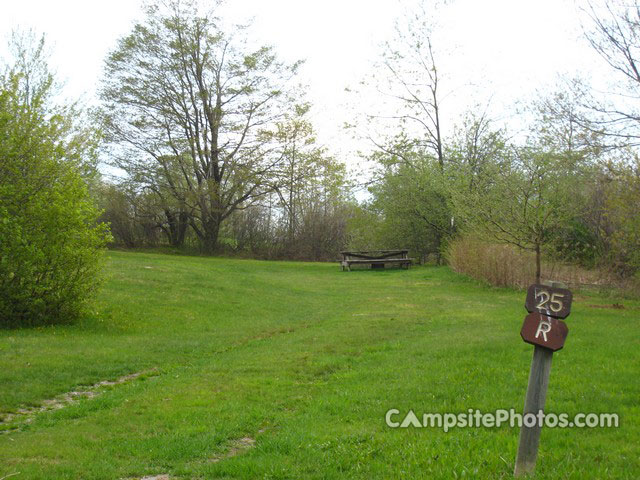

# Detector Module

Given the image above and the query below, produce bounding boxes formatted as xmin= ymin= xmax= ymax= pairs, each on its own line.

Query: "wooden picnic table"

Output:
xmin=340 ymin=250 xmax=412 ymax=271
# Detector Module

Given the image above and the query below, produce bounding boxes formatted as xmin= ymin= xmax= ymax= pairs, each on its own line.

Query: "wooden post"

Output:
xmin=514 ymin=344 xmax=553 ymax=476
xmin=514 ymin=281 xmax=565 ymax=477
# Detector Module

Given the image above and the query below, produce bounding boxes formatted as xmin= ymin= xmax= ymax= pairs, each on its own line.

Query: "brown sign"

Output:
xmin=525 ymin=284 xmax=572 ymax=319
xmin=520 ymin=312 xmax=569 ymax=351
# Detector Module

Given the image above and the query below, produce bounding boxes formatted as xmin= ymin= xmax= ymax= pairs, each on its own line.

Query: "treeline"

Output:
xmin=351 ymin=109 xmax=640 ymax=284
xmin=96 ymin=149 xmax=355 ymax=261
xmin=95 ymin=0 xmax=640 ymax=290
xmin=346 ymin=0 xmax=640 ymax=289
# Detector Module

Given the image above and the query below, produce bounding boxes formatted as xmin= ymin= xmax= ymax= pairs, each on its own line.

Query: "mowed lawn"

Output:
xmin=0 ymin=251 xmax=638 ymax=479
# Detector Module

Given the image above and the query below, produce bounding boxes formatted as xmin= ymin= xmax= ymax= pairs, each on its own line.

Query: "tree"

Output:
xmin=96 ymin=181 xmax=175 ymax=248
xmin=132 ymin=158 xmax=193 ymax=247
xmin=228 ymin=150 xmax=353 ymax=261
xmin=527 ymin=87 xmax=608 ymax=267
xmin=447 ymin=109 xmax=508 ymax=193
xmin=271 ymin=103 xmax=321 ymax=248
xmin=96 ymin=182 xmax=139 ymax=248
xmin=367 ymin=141 xmax=452 ymax=263
xmin=292 ymin=155 xmax=353 ymax=260
xmin=567 ymin=1 xmax=640 ymax=274
xmin=529 ymin=83 xmax=603 ymax=162
xmin=0 ymin=33 xmax=110 ymax=327
xmin=101 ymin=0 xmax=301 ymax=253
xmin=453 ymin=146 xmax=583 ymax=283
xmin=601 ymin=154 xmax=640 ymax=275
xmin=361 ymin=1 xmax=446 ymax=168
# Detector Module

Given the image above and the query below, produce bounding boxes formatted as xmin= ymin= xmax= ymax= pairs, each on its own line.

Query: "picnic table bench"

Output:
xmin=340 ymin=250 xmax=413 ymax=271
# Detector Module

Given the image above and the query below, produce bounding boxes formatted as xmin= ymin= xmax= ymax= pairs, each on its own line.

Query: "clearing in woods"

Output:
xmin=0 ymin=250 xmax=638 ymax=479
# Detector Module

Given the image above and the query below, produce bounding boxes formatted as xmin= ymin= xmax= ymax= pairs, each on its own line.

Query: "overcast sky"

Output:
xmin=0 ymin=0 xmax=609 ymax=166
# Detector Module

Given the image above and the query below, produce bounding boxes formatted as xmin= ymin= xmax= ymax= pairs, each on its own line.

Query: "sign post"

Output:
xmin=514 ymin=281 xmax=572 ymax=477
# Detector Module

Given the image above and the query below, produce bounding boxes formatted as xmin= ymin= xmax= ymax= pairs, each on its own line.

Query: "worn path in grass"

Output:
xmin=0 ymin=251 xmax=638 ymax=479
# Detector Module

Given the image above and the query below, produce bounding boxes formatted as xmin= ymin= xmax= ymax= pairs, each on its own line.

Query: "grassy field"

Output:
xmin=0 ymin=251 xmax=638 ymax=479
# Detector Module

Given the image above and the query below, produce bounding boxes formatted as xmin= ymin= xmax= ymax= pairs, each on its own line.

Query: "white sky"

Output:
xmin=0 ymin=0 xmax=611 ymax=167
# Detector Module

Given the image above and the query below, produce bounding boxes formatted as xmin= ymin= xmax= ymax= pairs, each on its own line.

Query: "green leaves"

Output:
xmin=0 ymin=35 xmax=110 ymax=327
xmin=99 ymin=0 xmax=303 ymax=253
xmin=364 ymin=142 xmax=453 ymax=261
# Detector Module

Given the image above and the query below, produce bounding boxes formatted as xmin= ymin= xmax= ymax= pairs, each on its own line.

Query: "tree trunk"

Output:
xmin=201 ymin=215 xmax=221 ymax=254
xmin=176 ymin=211 xmax=189 ymax=246
xmin=535 ymin=242 xmax=541 ymax=284
xmin=164 ymin=209 xmax=190 ymax=247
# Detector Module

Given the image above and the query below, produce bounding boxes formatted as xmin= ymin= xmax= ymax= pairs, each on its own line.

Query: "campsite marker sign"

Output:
xmin=514 ymin=282 xmax=572 ymax=477
xmin=521 ymin=283 xmax=572 ymax=351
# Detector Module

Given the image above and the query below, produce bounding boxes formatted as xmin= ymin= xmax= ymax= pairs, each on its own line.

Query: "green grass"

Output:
xmin=0 ymin=250 xmax=638 ymax=479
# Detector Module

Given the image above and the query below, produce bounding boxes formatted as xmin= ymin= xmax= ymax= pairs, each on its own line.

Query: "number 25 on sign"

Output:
xmin=525 ymin=283 xmax=572 ymax=318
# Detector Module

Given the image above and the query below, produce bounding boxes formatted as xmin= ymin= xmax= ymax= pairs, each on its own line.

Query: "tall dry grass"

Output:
xmin=446 ymin=236 xmax=623 ymax=291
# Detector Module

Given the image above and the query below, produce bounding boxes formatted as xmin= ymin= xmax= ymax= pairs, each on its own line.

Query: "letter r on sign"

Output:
xmin=535 ymin=319 xmax=551 ymax=342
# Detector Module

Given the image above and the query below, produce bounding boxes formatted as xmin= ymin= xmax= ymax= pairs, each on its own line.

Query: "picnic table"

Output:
xmin=340 ymin=250 xmax=413 ymax=271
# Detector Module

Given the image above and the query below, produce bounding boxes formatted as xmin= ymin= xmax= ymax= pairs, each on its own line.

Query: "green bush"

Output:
xmin=0 ymin=66 xmax=110 ymax=327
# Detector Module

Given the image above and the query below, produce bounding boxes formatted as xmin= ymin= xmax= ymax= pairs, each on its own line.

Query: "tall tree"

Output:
xmin=101 ymin=0 xmax=301 ymax=253
xmin=447 ymin=109 xmax=508 ymax=193
xmin=363 ymin=1 xmax=446 ymax=168
xmin=271 ymin=103 xmax=319 ymax=247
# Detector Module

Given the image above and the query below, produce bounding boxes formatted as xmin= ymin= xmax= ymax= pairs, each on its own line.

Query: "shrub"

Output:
xmin=0 ymin=59 xmax=110 ymax=327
